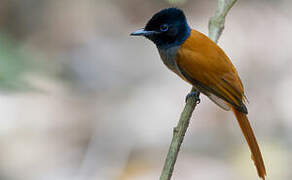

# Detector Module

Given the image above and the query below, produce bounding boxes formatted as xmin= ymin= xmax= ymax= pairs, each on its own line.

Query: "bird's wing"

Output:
xmin=176 ymin=30 xmax=247 ymax=113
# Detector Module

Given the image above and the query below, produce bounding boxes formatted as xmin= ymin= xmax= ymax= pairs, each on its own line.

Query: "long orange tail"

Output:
xmin=232 ymin=107 xmax=266 ymax=180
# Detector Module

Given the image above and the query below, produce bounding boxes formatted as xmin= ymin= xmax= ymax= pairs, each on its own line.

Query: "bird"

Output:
xmin=130 ymin=8 xmax=266 ymax=179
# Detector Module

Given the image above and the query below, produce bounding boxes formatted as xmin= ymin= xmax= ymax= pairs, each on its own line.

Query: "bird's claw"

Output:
xmin=185 ymin=91 xmax=201 ymax=104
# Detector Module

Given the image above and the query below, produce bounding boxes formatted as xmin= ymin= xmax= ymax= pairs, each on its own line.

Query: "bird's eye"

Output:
xmin=160 ymin=24 xmax=169 ymax=32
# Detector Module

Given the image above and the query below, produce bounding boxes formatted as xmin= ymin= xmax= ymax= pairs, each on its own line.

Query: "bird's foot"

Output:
xmin=185 ymin=90 xmax=200 ymax=104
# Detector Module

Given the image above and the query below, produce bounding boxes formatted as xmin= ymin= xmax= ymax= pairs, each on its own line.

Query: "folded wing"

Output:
xmin=176 ymin=29 xmax=247 ymax=113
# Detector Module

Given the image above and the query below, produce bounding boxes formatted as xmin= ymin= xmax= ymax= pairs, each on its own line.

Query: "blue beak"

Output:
xmin=130 ymin=29 xmax=158 ymax=36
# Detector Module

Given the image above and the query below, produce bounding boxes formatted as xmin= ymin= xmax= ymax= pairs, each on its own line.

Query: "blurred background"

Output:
xmin=0 ymin=0 xmax=291 ymax=179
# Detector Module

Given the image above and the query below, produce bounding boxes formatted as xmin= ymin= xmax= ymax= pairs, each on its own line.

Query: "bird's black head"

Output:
xmin=131 ymin=8 xmax=191 ymax=49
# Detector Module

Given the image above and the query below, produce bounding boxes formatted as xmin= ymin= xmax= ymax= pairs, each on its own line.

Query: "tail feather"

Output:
xmin=232 ymin=107 xmax=266 ymax=180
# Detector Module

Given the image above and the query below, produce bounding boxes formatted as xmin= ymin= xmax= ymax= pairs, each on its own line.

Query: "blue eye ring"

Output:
xmin=160 ymin=24 xmax=169 ymax=32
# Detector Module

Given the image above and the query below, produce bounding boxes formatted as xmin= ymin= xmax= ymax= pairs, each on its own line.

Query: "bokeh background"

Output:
xmin=0 ymin=0 xmax=291 ymax=179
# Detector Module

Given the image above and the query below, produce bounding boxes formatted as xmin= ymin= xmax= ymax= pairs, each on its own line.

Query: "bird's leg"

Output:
xmin=185 ymin=90 xmax=200 ymax=104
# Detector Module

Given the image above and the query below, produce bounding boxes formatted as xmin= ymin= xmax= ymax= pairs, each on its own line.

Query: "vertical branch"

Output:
xmin=209 ymin=0 xmax=238 ymax=43
xmin=159 ymin=1 xmax=237 ymax=180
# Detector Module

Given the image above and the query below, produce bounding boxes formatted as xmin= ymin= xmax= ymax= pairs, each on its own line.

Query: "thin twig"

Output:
xmin=159 ymin=1 xmax=238 ymax=180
